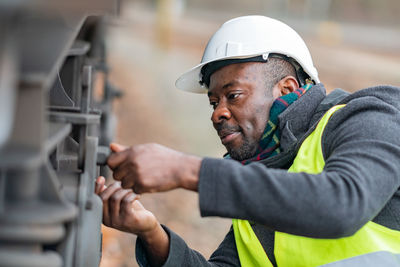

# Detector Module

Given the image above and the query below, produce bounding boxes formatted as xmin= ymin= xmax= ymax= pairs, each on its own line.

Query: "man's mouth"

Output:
xmin=218 ymin=130 xmax=241 ymax=145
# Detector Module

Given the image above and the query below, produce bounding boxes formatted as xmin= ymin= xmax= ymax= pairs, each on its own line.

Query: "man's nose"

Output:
xmin=211 ymin=103 xmax=231 ymax=123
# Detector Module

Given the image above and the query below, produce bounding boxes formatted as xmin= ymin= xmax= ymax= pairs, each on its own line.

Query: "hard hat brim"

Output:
xmin=175 ymin=53 xmax=268 ymax=94
xmin=175 ymin=52 xmax=319 ymax=94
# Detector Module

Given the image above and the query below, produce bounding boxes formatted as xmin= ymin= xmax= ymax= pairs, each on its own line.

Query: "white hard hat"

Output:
xmin=175 ymin=15 xmax=319 ymax=93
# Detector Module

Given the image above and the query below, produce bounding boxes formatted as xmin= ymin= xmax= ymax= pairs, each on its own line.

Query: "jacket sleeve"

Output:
xmin=136 ymin=225 xmax=240 ymax=267
xmin=198 ymin=95 xmax=400 ymax=238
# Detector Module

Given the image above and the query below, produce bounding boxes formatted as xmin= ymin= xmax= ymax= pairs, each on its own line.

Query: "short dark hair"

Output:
xmin=261 ymin=57 xmax=297 ymax=93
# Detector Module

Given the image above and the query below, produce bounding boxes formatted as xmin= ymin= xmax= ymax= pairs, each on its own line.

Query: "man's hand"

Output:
xmin=95 ymin=176 xmax=169 ymax=266
xmin=95 ymin=176 xmax=156 ymax=234
xmin=106 ymin=143 xmax=201 ymax=193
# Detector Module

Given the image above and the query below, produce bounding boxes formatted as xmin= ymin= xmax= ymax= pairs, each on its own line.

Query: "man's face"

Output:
xmin=207 ymin=62 xmax=276 ymax=160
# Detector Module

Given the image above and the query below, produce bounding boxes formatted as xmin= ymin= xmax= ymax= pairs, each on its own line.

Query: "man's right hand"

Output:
xmin=106 ymin=143 xmax=201 ymax=193
xmin=95 ymin=176 xmax=170 ymax=266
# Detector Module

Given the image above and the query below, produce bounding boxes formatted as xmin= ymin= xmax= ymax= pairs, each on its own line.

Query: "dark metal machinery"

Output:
xmin=0 ymin=1 xmax=120 ymax=266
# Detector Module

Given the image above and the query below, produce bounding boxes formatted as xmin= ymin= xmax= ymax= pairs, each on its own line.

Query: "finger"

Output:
xmin=95 ymin=176 xmax=106 ymax=194
xmin=120 ymin=192 xmax=140 ymax=214
xmin=131 ymin=198 xmax=145 ymax=210
xmin=99 ymin=181 xmax=122 ymax=200
xmin=99 ymin=182 xmax=121 ymax=225
xmin=107 ymin=149 xmax=131 ymax=170
xmin=121 ymin=176 xmax=135 ymax=190
xmin=110 ymin=143 xmax=128 ymax=153
xmin=109 ymin=188 xmax=132 ymax=220
xmin=113 ymin=161 xmax=132 ymax=181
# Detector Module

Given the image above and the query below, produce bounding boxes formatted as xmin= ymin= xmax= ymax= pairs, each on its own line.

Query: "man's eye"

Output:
xmin=228 ymin=93 xmax=239 ymax=100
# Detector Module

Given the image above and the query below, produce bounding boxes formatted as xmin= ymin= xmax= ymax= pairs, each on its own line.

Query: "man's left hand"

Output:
xmin=107 ymin=143 xmax=201 ymax=193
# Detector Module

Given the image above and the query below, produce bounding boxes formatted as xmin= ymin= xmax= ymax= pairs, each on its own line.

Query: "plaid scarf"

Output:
xmin=227 ymin=83 xmax=312 ymax=165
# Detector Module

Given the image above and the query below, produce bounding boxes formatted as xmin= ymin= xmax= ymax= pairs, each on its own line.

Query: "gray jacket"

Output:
xmin=136 ymin=84 xmax=400 ymax=266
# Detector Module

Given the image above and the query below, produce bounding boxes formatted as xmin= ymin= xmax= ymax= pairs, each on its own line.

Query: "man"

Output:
xmin=96 ymin=16 xmax=400 ymax=266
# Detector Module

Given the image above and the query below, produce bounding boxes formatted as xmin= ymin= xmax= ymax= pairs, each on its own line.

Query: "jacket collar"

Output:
xmin=278 ymin=83 xmax=327 ymax=152
xmin=257 ymin=84 xmax=327 ymax=168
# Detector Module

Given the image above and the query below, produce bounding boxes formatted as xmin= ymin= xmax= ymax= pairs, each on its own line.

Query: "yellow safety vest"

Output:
xmin=232 ymin=104 xmax=400 ymax=267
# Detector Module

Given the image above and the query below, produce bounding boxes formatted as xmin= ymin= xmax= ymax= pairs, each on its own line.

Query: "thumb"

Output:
xmin=110 ymin=143 xmax=128 ymax=153
xmin=95 ymin=176 xmax=107 ymax=194
xmin=107 ymin=143 xmax=130 ymax=170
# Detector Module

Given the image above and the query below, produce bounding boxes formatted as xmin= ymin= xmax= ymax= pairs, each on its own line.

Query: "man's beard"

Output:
xmin=215 ymin=122 xmax=258 ymax=161
xmin=227 ymin=137 xmax=258 ymax=161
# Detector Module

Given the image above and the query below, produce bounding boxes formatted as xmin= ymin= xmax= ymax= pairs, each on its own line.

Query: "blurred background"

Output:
xmin=100 ymin=0 xmax=400 ymax=266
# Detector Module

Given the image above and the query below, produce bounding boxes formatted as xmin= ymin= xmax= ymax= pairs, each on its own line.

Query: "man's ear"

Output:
xmin=272 ymin=76 xmax=299 ymax=98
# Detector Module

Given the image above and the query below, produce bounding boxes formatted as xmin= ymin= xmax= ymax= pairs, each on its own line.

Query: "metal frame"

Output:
xmin=0 ymin=1 xmax=120 ymax=266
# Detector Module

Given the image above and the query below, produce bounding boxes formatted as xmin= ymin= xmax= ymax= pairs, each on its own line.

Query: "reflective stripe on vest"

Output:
xmin=233 ymin=104 xmax=400 ymax=267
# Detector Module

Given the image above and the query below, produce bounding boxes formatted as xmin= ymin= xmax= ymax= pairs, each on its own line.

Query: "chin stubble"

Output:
xmin=228 ymin=138 xmax=258 ymax=161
